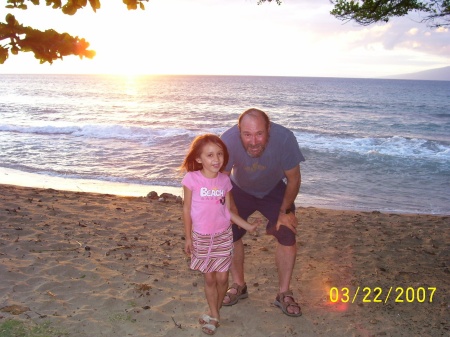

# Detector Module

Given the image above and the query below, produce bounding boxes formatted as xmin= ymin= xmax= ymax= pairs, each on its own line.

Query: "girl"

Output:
xmin=181 ymin=134 xmax=259 ymax=335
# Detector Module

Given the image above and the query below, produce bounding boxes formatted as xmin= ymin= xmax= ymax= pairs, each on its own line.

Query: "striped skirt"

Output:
xmin=190 ymin=226 xmax=233 ymax=273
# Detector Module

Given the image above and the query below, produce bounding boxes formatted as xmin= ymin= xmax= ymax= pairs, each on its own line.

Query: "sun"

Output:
xmin=76 ymin=2 xmax=182 ymax=75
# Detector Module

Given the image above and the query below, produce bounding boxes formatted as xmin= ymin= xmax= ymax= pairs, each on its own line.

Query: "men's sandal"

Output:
xmin=201 ymin=317 xmax=219 ymax=335
xmin=222 ymin=283 xmax=248 ymax=306
xmin=274 ymin=290 xmax=302 ymax=317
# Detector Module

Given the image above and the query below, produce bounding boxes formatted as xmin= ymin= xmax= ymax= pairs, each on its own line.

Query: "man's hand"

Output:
xmin=276 ymin=212 xmax=298 ymax=234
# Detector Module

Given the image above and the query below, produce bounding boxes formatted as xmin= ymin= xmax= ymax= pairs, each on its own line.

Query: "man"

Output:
xmin=220 ymin=108 xmax=305 ymax=317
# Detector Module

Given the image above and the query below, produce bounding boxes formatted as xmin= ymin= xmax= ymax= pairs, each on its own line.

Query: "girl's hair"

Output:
xmin=180 ymin=134 xmax=229 ymax=172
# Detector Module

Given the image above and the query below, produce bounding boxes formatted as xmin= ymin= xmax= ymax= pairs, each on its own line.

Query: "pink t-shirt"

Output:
xmin=182 ymin=171 xmax=232 ymax=235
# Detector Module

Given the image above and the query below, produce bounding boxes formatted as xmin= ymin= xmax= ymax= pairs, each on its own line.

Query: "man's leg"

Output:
xmin=259 ymin=181 xmax=297 ymax=293
xmin=222 ymin=182 xmax=255 ymax=305
xmin=275 ymin=243 xmax=301 ymax=316
xmin=230 ymin=238 xmax=245 ymax=285
xmin=276 ymin=243 xmax=297 ymax=293
xmin=258 ymin=182 xmax=301 ymax=316
xmin=222 ymin=238 xmax=245 ymax=305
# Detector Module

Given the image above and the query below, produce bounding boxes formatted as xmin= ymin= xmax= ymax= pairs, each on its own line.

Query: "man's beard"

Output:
xmin=245 ymin=143 xmax=266 ymax=158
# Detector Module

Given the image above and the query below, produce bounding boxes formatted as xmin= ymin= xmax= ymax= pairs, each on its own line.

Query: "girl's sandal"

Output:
xmin=199 ymin=314 xmax=220 ymax=326
xmin=199 ymin=314 xmax=211 ymax=325
xmin=201 ymin=317 xmax=219 ymax=335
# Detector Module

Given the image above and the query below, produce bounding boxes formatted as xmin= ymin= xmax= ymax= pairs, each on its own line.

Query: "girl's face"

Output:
xmin=196 ymin=142 xmax=224 ymax=178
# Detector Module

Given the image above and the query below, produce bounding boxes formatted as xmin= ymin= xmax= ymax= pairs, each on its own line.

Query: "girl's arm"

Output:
xmin=226 ymin=191 xmax=260 ymax=233
xmin=182 ymin=185 xmax=193 ymax=255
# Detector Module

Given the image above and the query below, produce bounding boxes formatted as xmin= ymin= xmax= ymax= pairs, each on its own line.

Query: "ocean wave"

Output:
xmin=295 ymin=132 xmax=450 ymax=161
xmin=432 ymin=113 xmax=450 ymax=119
xmin=6 ymin=166 xmax=179 ymax=189
xmin=0 ymin=124 xmax=79 ymax=135
xmin=2 ymin=120 xmax=449 ymax=162
xmin=72 ymin=124 xmax=192 ymax=142
xmin=0 ymin=123 xmax=194 ymax=143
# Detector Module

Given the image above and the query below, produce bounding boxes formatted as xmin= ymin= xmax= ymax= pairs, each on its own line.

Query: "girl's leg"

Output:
xmin=203 ymin=271 xmax=228 ymax=333
xmin=204 ymin=271 xmax=220 ymax=320
xmin=216 ymin=271 xmax=229 ymax=311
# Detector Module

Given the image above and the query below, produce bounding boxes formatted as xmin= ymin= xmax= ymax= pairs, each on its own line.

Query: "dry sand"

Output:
xmin=0 ymin=184 xmax=448 ymax=336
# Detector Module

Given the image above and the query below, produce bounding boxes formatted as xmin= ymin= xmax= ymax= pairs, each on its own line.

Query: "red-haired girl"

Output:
xmin=181 ymin=134 xmax=259 ymax=335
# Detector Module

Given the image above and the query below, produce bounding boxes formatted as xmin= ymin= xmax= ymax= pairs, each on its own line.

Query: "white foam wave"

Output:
xmin=0 ymin=124 xmax=79 ymax=135
xmin=2 ymin=121 xmax=448 ymax=162
xmin=0 ymin=123 xmax=192 ymax=143
xmin=296 ymin=132 xmax=450 ymax=161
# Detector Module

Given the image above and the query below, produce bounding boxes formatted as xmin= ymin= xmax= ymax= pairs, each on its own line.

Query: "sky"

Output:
xmin=2 ymin=0 xmax=449 ymax=78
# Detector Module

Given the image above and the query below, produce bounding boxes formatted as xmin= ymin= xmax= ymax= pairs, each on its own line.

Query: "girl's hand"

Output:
xmin=184 ymin=239 xmax=193 ymax=255
xmin=247 ymin=218 xmax=261 ymax=234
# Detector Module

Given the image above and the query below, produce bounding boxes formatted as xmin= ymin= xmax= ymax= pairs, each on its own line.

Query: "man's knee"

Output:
xmin=267 ymin=225 xmax=296 ymax=246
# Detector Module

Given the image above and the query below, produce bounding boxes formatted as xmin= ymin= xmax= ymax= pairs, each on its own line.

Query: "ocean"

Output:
xmin=1 ymin=74 xmax=449 ymax=215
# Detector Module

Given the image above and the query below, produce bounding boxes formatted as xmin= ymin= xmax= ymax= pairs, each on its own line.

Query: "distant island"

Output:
xmin=383 ymin=66 xmax=450 ymax=81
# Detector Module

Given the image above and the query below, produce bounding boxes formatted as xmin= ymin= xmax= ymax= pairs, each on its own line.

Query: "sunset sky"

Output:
xmin=2 ymin=0 xmax=449 ymax=78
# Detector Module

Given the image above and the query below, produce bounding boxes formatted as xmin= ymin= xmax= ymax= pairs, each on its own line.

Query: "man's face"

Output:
xmin=239 ymin=115 xmax=269 ymax=158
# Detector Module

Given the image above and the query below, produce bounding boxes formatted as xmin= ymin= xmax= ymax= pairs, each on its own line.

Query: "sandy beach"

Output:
xmin=0 ymin=184 xmax=448 ymax=336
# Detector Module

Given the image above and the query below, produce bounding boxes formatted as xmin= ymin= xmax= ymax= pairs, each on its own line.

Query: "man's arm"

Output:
xmin=277 ymin=164 xmax=301 ymax=233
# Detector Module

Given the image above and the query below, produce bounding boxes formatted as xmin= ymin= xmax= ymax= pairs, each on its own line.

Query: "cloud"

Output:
xmin=377 ymin=18 xmax=450 ymax=56
xmin=280 ymin=0 xmax=449 ymax=60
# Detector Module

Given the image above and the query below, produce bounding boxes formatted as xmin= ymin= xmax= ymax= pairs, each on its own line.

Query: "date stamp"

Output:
xmin=329 ymin=286 xmax=437 ymax=303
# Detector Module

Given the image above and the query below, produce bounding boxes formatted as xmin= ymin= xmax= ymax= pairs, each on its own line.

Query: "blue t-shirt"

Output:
xmin=221 ymin=122 xmax=305 ymax=198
